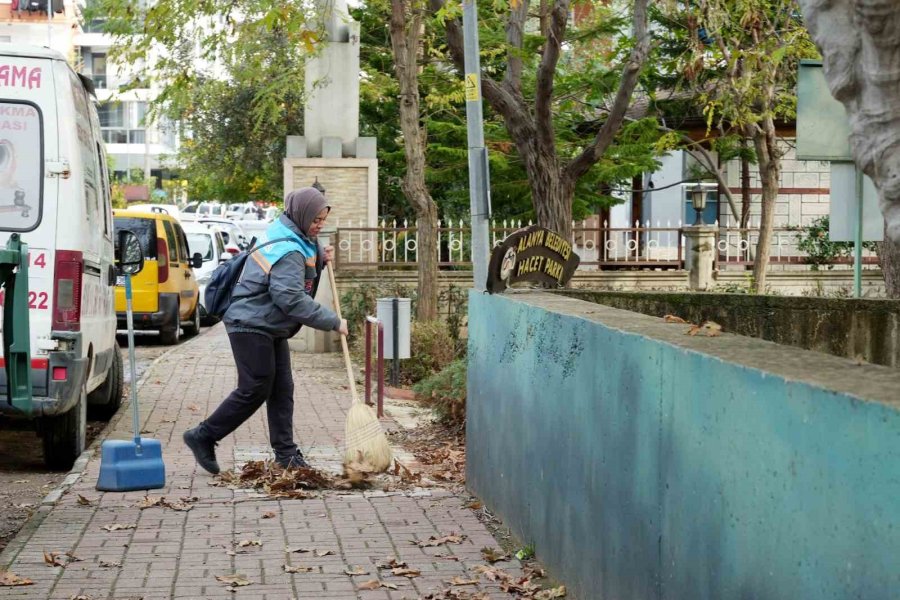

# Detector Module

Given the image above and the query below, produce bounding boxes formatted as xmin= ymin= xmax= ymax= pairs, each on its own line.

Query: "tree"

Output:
xmin=430 ymin=0 xmax=652 ymax=241
xmin=798 ymin=0 xmax=900 ymax=297
xmin=663 ymin=0 xmax=816 ymax=292
xmin=386 ymin=0 xmax=440 ymax=319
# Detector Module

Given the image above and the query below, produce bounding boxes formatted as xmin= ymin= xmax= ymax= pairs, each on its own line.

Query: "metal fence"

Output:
xmin=331 ymin=218 xmax=877 ymax=270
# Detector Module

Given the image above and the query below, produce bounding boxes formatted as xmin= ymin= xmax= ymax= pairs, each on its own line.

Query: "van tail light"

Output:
xmin=52 ymin=250 xmax=83 ymax=332
xmin=157 ymin=237 xmax=169 ymax=283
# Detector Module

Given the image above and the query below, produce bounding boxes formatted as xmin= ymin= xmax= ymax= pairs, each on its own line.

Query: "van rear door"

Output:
xmin=0 ymin=53 xmax=59 ymax=399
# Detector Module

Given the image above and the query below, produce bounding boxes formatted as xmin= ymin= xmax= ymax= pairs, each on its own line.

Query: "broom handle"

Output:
xmin=326 ymin=263 xmax=361 ymax=405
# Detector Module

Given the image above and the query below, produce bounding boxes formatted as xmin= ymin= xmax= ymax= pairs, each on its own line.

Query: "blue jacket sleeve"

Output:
xmin=267 ymin=252 xmax=341 ymax=331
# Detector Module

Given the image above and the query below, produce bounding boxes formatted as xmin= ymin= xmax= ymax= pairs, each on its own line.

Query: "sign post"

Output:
xmin=461 ymin=0 xmax=491 ymax=291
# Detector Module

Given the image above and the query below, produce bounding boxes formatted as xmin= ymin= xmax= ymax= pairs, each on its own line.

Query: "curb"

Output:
xmin=0 ymin=327 xmax=211 ymax=569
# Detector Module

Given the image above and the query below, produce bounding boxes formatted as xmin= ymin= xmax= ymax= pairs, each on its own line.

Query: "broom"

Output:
xmin=327 ymin=264 xmax=393 ymax=472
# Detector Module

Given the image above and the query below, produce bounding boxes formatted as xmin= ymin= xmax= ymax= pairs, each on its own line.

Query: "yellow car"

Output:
xmin=113 ymin=210 xmax=203 ymax=344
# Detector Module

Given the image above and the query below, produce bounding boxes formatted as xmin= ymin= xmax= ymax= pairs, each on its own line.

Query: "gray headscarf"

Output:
xmin=284 ymin=187 xmax=330 ymax=236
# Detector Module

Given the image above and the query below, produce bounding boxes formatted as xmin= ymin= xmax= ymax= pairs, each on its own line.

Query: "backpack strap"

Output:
xmin=247 ymin=236 xmax=304 ymax=275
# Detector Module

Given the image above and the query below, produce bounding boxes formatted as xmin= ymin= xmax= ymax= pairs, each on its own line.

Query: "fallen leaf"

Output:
xmin=76 ymin=495 xmax=94 ymax=506
xmin=283 ymin=564 xmax=313 ymax=573
xmin=65 ymin=551 xmax=82 ymax=563
xmin=687 ymin=321 xmax=722 ymax=337
xmin=464 ymin=500 xmax=483 ymax=510
xmin=137 ymin=496 xmax=163 ymax=509
xmin=446 ymin=576 xmax=479 ymax=586
xmin=344 ymin=566 xmax=370 ymax=576
xmin=391 ymin=567 xmax=421 ymax=578
xmin=101 ymin=524 xmax=136 ymax=532
xmin=314 ymin=549 xmax=334 ymax=557
xmin=69 ymin=595 xmax=93 ymax=600
xmin=415 ymin=533 xmax=466 ymax=547
xmin=237 ymin=540 xmax=262 ymax=548
xmin=215 ymin=574 xmax=252 ymax=587
xmin=98 ymin=561 xmax=121 ymax=568
xmin=15 ymin=503 xmax=34 ymax=509
xmin=44 ymin=550 xmax=64 ymax=567
xmin=435 ymin=553 xmax=460 ymax=561
xmin=285 ymin=546 xmax=311 ymax=554
xmin=392 ymin=459 xmax=422 ymax=483
xmin=663 ymin=314 xmax=688 ymax=323
xmin=357 ymin=579 xmax=398 ymax=590
xmin=481 ymin=547 xmax=508 ymax=563
xmin=0 ymin=571 xmax=32 ymax=586
xmin=376 ymin=557 xmax=407 ymax=569
xmin=13 ymin=479 xmax=28 ymax=484
xmin=535 ymin=585 xmax=567 ymax=599
xmin=187 ymin=404 xmax=200 ymax=412
xmin=262 ymin=511 xmax=276 ymax=519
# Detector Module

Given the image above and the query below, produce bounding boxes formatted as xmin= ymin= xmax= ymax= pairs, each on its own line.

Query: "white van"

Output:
xmin=0 ymin=46 xmax=122 ymax=470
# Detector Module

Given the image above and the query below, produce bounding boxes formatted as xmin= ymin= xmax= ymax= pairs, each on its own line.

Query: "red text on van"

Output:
xmin=0 ymin=66 xmax=41 ymax=89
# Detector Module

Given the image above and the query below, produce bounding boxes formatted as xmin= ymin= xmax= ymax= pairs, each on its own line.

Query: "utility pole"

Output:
xmin=461 ymin=0 xmax=491 ymax=291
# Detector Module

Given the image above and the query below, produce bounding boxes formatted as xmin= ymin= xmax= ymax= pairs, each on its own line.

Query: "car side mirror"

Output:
xmin=191 ymin=252 xmax=203 ymax=269
xmin=115 ymin=230 xmax=144 ymax=276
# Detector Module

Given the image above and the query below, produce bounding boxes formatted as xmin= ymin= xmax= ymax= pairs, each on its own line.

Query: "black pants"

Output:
xmin=200 ymin=332 xmax=297 ymax=462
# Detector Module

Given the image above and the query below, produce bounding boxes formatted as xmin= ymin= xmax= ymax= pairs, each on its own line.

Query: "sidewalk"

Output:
xmin=0 ymin=326 xmax=527 ymax=600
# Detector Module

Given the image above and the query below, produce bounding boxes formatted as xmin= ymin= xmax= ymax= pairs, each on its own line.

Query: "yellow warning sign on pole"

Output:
xmin=465 ymin=73 xmax=479 ymax=102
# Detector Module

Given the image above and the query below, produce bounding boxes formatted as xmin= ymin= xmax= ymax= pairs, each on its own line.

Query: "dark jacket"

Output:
xmin=223 ymin=215 xmax=340 ymax=339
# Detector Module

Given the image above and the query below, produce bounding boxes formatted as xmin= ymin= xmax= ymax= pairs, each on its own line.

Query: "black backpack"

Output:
xmin=203 ymin=237 xmax=296 ymax=320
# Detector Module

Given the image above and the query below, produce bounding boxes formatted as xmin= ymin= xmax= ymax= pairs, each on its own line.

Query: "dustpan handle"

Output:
xmin=326 ymin=264 xmax=361 ymax=406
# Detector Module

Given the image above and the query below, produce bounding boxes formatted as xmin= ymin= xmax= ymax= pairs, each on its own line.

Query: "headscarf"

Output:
xmin=284 ymin=187 xmax=330 ymax=236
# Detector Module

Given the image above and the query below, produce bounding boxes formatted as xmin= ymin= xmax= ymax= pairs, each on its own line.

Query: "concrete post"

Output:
xmin=683 ymin=225 xmax=717 ymax=291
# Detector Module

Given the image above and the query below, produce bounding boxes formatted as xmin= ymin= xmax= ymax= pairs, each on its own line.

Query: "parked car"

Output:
xmin=0 ymin=45 xmax=123 ymax=469
xmin=127 ymin=203 xmax=183 ymax=221
xmin=183 ymin=223 xmax=232 ymax=325
xmin=264 ymin=206 xmax=280 ymax=222
xmin=112 ymin=210 xmax=203 ymax=344
xmin=197 ymin=218 xmax=250 ymax=250
xmin=180 ymin=201 xmax=226 ymax=221
xmin=225 ymin=203 xmax=261 ymax=221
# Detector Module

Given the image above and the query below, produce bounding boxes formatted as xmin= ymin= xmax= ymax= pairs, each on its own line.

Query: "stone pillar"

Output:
xmin=683 ymin=225 xmax=717 ymax=291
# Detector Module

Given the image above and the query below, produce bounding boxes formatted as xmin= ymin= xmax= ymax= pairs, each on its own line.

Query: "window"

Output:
xmin=187 ymin=233 xmax=213 ymax=261
xmin=97 ymin=144 xmax=111 ymax=236
xmin=98 ymin=102 xmax=124 ymax=127
xmin=113 ymin=217 xmax=158 ymax=259
xmin=162 ymin=220 xmax=179 ymax=265
xmin=176 ymin=225 xmax=190 ymax=262
xmin=91 ymin=53 xmax=107 ymax=89
xmin=0 ymin=102 xmax=43 ymax=233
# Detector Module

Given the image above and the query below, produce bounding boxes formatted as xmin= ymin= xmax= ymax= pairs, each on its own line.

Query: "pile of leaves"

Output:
xmin=213 ymin=461 xmax=334 ymax=499
xmin=392 ymin=421 xmax=466 ymax=485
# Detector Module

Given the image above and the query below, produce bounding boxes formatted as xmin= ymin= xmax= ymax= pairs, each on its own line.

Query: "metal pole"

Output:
xmin=47 ymin=0 xmax=52 ymax=47
xmin=462 ymin=0 xmax=491 ymax=291
xmin=854 ymin=167 xmax=863 ymax=298
xmin=125 ymin=273 xmax=142 ymax=452
xmin=391 ymin=298 xmax=399 ymax=386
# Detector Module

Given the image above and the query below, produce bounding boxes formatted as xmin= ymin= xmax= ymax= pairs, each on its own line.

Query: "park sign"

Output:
xmin=486 ymin=225 xmax=580 ymax=293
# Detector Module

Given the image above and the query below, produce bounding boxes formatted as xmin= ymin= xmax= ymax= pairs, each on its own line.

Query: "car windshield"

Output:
xmin=210 ymin=205 xmax=225 ymax=216
xmin=186 ymin=233 xmax=213 ymax=261
xmin=114 ymin=217 xmax=159 ymax=259
xmin=183 ymin=204 xmax=197 ymax=214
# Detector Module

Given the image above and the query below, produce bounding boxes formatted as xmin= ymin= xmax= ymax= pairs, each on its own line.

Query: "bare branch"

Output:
xmin=534 ymin=0 xmax=570 ymax=154
xmin=565 ymin=0 xmax=650 ymax=183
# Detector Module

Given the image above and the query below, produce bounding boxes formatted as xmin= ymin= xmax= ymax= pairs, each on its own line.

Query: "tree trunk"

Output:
xmin=879 ymin=223 xmax=900 ymax=298
xmin=390 ymin=0 xmax=438 ymax=320
xmin=751 ymin=117 xmax=780 ymax=293
xmin=740 ymin=139 xmax=752 ymax=228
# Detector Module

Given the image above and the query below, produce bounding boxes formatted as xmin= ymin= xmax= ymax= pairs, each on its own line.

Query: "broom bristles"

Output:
xmin=344 ymin=403 xmax=392 ymax=472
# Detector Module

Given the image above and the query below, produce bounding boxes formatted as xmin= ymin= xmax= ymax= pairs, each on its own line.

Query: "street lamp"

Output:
xmin=691 ymin=184 xmax=707 ymax=225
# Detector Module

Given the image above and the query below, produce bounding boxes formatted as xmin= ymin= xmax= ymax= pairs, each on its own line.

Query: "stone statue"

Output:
xmin=799 ymin=0 xmax=900 ymax=243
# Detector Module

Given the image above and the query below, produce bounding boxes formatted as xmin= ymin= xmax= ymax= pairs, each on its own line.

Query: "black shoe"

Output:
xmin=276 ymin=450 xmax=310 ymax=470
xmin=183 ymin=427 xmax=220 ymax=475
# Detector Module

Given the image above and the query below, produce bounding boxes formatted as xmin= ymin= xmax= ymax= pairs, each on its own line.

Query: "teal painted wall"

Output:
xmin=467 ymin=292 xmax=900 ymax=600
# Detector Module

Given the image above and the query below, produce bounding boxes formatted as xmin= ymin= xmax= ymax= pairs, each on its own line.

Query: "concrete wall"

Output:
xmin=561 ymin=290 xmax=900 ymax=367
xmin=467 ymin=292 xmax=900 ymax=600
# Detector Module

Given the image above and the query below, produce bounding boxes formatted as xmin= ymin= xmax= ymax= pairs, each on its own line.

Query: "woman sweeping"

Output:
xmin=183 ymin=187 xmax=348 ymax=474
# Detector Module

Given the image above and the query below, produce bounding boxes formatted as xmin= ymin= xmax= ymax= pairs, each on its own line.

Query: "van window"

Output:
xmin=162 ymin=220 xmax=179 ymax=265
xmin=0 ymin=102 xmax=43 ymax=233
xmin=113 ymin=216 xmax=158 ymax=259
xmin=175 ymin=224 xmax=190 ymax=262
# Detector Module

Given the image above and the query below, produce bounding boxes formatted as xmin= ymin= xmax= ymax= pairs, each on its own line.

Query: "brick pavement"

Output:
xmin=0 ymin=326 xmax=527 ymax=600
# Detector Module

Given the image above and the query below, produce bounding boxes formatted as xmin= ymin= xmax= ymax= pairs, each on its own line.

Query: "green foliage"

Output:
xmin=339 ymin=281 xmax=418 ymax=342
xmin=412 ymin=358 xmax=467 ymax=424
xmin=794 ymin=216 xmax=878 ymax=271
xmin=401 ymin=320 xmax=459 ymax=385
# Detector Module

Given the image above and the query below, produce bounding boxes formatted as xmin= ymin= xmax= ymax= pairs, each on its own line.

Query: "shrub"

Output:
xmin=400 ymin=320 xmax=457 ymax=384
xmin=413 ymin=359 xmax=467 ymax=425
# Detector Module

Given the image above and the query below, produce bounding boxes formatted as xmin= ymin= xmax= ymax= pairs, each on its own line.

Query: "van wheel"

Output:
xmin=183 ymin=307 xmax=201 ymax=337
xmin=160 ymin=313 xmax=181 ymax=345
xmin=42 ymin=388 xmax=87 ymax=471
xmin=88 ymin=346 xmax=123 ymax=420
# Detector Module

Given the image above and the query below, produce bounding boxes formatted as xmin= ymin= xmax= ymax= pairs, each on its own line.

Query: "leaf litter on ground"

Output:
xmin=0 ymin=571 xmax=32 ymax=586
xmin=414 ymin=533 xmax=466 ymax=547
xmin=43 ymin=550 xmax=81 ymax=568
xmin=136 ymin=495 xmax=197 ymax=511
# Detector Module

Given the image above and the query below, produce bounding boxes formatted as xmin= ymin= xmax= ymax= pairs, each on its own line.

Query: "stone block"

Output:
xmin=287 ymin=136 xmax=308 ymax=158
xmin=322 ymin=137 xmax=343 ymax=158
xmin=794 ymin=172 xmax=820 ymax=188
xmin=781 ymin=172 xmax=795 ymax=187
xmin=356 ymin=137 xmax=377 ymax=159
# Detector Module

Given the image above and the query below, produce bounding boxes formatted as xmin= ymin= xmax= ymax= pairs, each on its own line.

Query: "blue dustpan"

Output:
xmin=96 ymin=271 xmax=166 ymax=491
